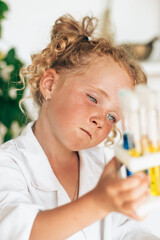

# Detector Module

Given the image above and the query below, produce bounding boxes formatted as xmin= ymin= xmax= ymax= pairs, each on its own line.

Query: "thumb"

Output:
xmin=101 ymin=157 xmax=119 ymax=179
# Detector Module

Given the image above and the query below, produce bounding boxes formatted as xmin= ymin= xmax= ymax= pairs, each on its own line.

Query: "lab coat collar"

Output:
xmin=78 ymin=147 xmax=105 ymax=197
xmin=57 ymin=148 xmax=104 ymax=206
xmin=15 ymin=121 xmax=58 ymax=192
xmin=15 ymin=122 xmax=104 ymax=206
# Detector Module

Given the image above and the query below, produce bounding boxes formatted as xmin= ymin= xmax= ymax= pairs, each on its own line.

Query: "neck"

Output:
xmin=32 ymin=113 xmax=77 ymax=168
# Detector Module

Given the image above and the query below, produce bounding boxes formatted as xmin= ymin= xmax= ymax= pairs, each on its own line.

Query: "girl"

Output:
xmin=0 ymin=15 xmax=158 ymax=240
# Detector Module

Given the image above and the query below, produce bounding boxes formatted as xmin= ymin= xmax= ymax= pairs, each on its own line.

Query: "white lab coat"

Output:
xmin=0 ymin=122 xmax=159 ymax=240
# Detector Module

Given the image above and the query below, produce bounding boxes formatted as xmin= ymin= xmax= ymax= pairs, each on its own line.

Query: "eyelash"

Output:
xmin=107 ymin=113 xmax=116 ymax=123
xmin=87 ymin=94 xmax=97 ymax=104
xmin=87 ymin=94 xmax=116 ymax=123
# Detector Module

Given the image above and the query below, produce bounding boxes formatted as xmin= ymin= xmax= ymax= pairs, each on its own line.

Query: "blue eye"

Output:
xmin=107 ymin=113 xmax=116 ymax=123
xmin=87 ymin=94 xmax=97 ymax=104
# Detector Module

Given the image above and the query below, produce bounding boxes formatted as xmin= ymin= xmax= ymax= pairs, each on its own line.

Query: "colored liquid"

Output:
xmin=149 ymin=167 xmax=160 ymax=196
xmin=129 ymin=137 xmax=149 ymax=175
xmin=123 ymin=133 xmax=134 ymax=150
xmin=123 ymin=133 xmax=134 ymax=176
xmin=129 ymin=145 xmax=148 ymax=175
xmin=129 ymin=148 xmax=142 ymax=157
xmin=129 ymin=149 xmax=147 ymax=174
xmin=148 ymin=145 xmax=160 ymax=196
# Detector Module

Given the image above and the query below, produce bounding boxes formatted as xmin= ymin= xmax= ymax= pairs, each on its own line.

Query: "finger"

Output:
xmin=118 ymin=178 xmax=150 ymax=202
xmin=101 ymin=157 xmax=118 ymax=179
xmin=121 ymin=191 xmax=149 ymax=218
xmin=124 ymin=210 xmax=145 ymax=221
xmin=121 ymin=192 xmax=149 ymax=214
xmin=115 ymin=157 xmax=123 ymax=171
xmin=112 ymin=172 xmax=149 ymax=192
xmin=134 ymin=172 xmax=150 ymax=183
xmin=102 ymin=157 xmax=125 ymax=179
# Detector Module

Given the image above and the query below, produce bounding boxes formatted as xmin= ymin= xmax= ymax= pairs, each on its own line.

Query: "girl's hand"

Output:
xmin=91 ymin=158 xmax=150 ymax=220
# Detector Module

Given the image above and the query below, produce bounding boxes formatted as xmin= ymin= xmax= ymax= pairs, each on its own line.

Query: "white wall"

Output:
xmin=112 ymin=0 xmax=160 ymax=42
xmin=2 ymin=0 xmax=160 ymax=65
xmin=111 ymin=0 xmax=160 ymax=61
xmin=1 ymin=0 xmax=107 ymax=65
xmin=1 ymin=0 xmax=160 ymax=238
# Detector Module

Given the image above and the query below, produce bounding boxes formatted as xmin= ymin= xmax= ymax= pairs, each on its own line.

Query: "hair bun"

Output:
xmin=51 ymin=15 xmax=97 ymax=42
xmin=82 ymin=16 xmax=98 ymax=36
xmin=80 ymin=35 xmax=89 ymax=42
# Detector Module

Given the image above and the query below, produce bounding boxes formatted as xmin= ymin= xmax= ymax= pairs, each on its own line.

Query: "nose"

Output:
xmin=89 ymin=116 xmax=104 ymax=129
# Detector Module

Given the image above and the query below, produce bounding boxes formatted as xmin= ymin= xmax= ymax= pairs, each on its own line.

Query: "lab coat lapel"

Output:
xmin=15 ymin=122 xmax=76 ymax=207
xmin=15 ymin=123 xmax=104 ymax=209
xmin=57 ymin=181 xmax=71 ymax=206
xmin=78 ymin=148 xmax=105 ymax=197
xmin=56 ymin=147 xmax=105 ymax=207
xmin=14 ymin=122 xmax=58 ymax=192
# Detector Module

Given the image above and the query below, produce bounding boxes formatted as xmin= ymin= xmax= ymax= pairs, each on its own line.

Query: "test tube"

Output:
xmin=135 ymin=84 xmax=149 ymax=155
xmin=118 ymin=89 xmax=134 ymax=148
xmin=118 ymin=89 xmax=134 ymax=176
xmin=127 ymin=91 xmax=142 ymax=157
xmin=147 ymin=90 xmax=160 ymax=196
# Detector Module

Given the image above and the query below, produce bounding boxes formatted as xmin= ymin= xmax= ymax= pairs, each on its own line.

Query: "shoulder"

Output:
xmin=81 ymin=145 xmax=105 ymax=159
xmin=0 ymin=137 xmax=27 ymax=188
xmin=79 ymin=145 xmax=115 ymax=178
xmin=0 ymin=139 xmax=28 ymax=188
xmin=79 ymin=145 xmax=108 ymax=169
xmin=0 ymin=139 xmax=18 ymax=161
xmin=80 ymin=145 xmax=113 ymax=164
xmin=0 ymin=122 xmax=34 ymax=168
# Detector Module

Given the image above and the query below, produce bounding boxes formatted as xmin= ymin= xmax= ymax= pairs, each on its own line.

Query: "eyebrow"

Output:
xmin=88 ymin=86 xmax=109 ymax=98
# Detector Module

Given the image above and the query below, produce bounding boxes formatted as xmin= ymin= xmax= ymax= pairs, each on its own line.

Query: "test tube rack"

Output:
xmin=115 ymin=146 xmax=160 ymax=173
xmin=115 ymin=145 xmax=160 ymax=216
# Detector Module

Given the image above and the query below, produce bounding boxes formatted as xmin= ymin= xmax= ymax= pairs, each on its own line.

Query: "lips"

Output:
xmin=80 ymin=128 xmax=92 ymax=139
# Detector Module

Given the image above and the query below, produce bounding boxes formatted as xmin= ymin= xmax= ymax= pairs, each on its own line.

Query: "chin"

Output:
xmin=67 ymin=141 xmax=88 ymax=151
xmin=69 ymin=142 xmax=98 ymax=152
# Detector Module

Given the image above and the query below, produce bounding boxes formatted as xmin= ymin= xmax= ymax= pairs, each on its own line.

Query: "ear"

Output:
xmin=40 ymin=69 xmax=58 ymax=100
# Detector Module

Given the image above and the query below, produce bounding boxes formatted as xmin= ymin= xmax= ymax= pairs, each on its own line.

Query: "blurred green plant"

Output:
xmin=0 ymin=1 xmax=28 ymax=143
xmin=0 ymin=0 xmax=9 ymax=38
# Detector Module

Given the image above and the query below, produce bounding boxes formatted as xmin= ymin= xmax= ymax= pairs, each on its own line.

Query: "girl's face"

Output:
xmin=47 ymin=59 xmax=134 ymax=151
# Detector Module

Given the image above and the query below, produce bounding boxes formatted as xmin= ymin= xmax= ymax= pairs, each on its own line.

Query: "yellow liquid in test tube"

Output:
xmin=129 ymin=149 xmax=142 ymax=157
xmin=148 ymin=145 xmax=160 ymax=196
xmin=129 ymin=139 xmax=147 ymax=174
xmin=147 ymin=90 xmax=160 ymax=196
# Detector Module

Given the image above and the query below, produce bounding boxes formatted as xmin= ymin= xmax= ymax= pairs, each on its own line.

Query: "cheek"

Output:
xmin=50 ymin=95 xmax=89 ymax=128
xmin=101 ymin=122 xmax=113 ymax=139
xmin=66 ymin=94 xmax=91 ymax=120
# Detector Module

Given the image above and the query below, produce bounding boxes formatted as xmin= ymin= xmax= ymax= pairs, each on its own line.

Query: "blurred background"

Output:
xmin=0 ymin=0 xmax=160 ymax=238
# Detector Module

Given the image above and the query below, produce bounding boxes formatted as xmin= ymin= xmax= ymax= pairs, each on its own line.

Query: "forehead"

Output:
xmin=72 ymin=58 xmax=133 ymax=90
xmin=57 ymin=57 xmax=134 ymax=100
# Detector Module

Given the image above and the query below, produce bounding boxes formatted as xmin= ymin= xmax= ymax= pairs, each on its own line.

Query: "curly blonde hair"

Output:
xmin=20 ymin=14 xmax=147 ymax=146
